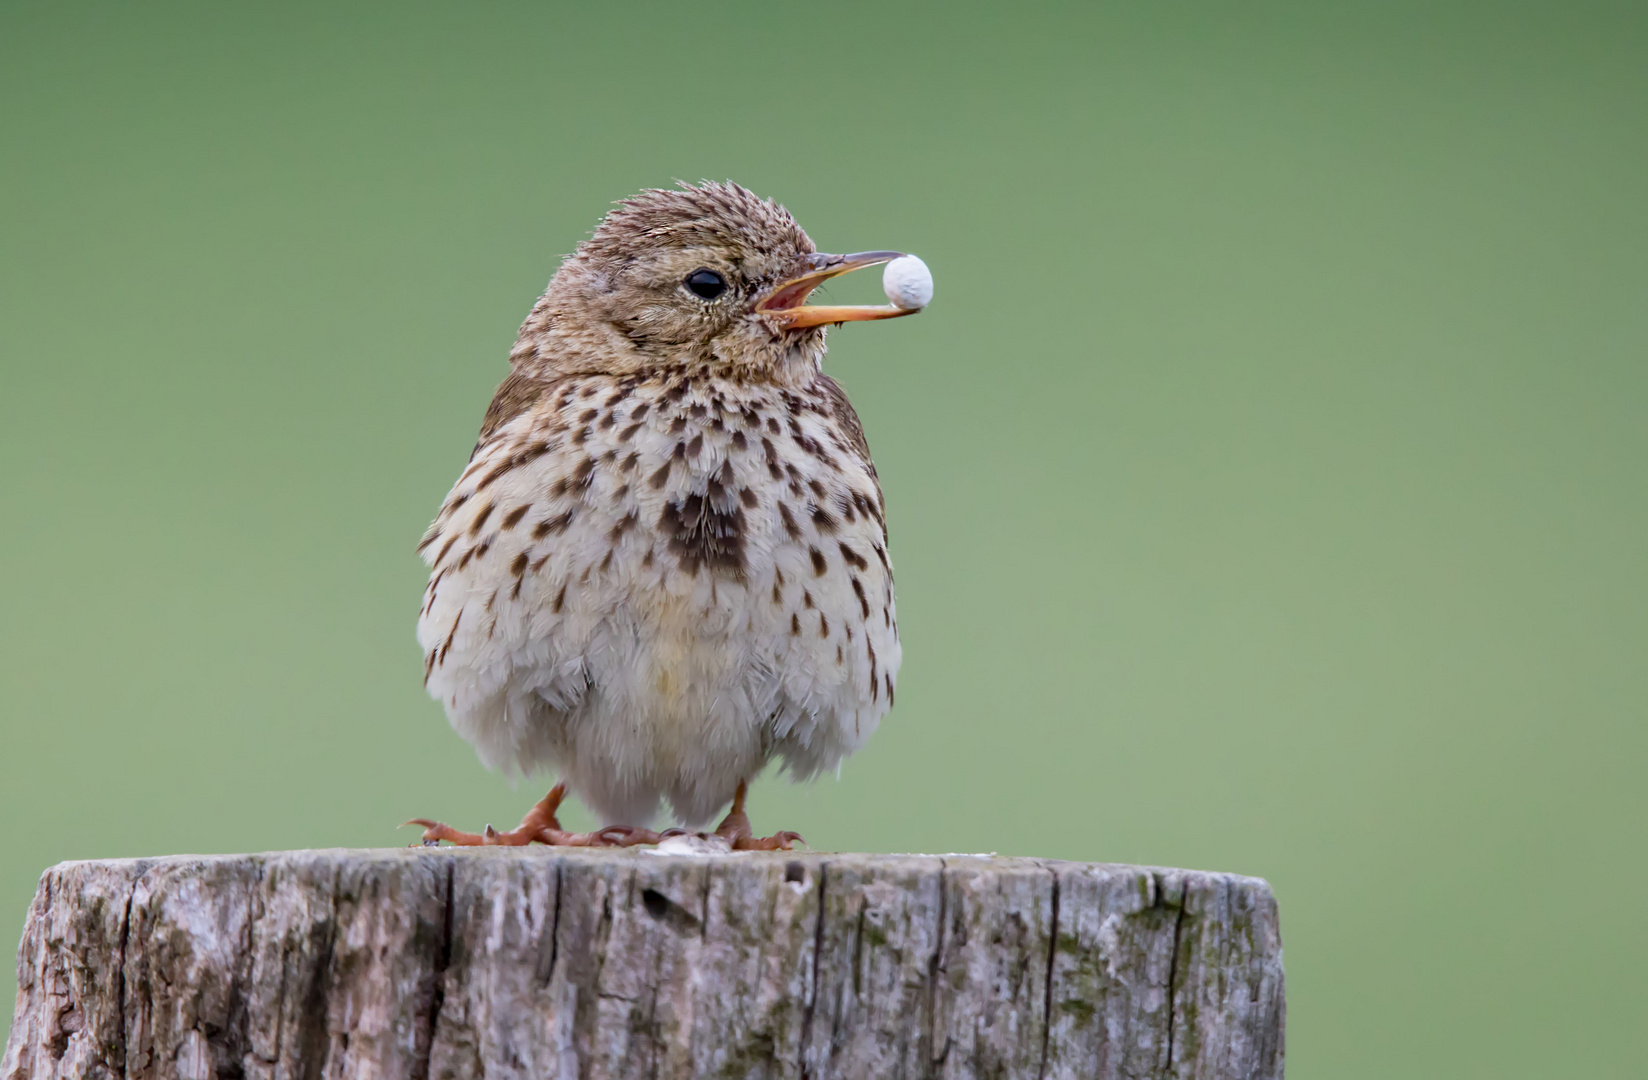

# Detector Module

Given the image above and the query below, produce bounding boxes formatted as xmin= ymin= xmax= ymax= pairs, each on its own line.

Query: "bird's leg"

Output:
xmin=711 ymin=781 xmax=804 ymax=851
xmin=406 ymin=782 xmax=621 ymax=847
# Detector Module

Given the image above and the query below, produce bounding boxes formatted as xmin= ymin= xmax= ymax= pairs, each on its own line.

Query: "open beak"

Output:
xmin=756 ymin=250 xmax=917 ymax=329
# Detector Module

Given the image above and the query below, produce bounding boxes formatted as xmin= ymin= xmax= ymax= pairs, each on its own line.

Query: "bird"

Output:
xmin=408 ymin=181 xmax=922 ymax=850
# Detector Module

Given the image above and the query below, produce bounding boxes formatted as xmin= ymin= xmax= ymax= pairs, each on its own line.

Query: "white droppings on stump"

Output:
xmin=3 ymin=849 xmax=1284 ymax=1079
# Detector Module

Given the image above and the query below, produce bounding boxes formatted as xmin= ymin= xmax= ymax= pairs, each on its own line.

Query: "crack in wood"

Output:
xmin=1164 ymin=876 xmax=1191 ymax=1077
xmin=411 ymin=858 xmax=454 ymax=1080
xmin=296 ymin=865 xmax=342 ymax=1080
xmin=1037 ymin=864 xmax=1061 ymax=1080
xmin=798 ymin=860 xmax=828 ymax=1079
xmin=927 ymin=858 xmax=948 ymax=1071
xmin=540 ymin=858 xmax=564 ymax=986
xmin=113 ymin=877 xmax=136 ymax=1078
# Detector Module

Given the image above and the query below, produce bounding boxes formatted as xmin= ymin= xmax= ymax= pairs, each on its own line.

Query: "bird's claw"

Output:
xmin=708 ymin=782 xmax=805 ymax=850
xmin=404 ymin=785 xmax=593 ymax=847
xmin=727 ymin=829 xmax=805 ymax=851
xmin=404 ymin=780 xmax=804 ymax=851
xmin=590 ymin=825 xmax=674 ymax=847
xmin=401 ymin=817 xmax=541 ymax=847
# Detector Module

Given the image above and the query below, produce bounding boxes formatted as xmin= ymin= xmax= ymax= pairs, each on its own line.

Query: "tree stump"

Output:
xmin=4 ymin=849 xmax=1283 ymax=1079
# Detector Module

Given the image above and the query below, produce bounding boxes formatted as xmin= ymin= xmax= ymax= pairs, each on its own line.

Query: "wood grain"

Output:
xmin=4 ymin=850 xmax=1283 ymax=1079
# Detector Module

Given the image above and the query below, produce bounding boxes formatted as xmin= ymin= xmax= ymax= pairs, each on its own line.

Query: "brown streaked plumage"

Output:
xmin=409 ymin=181 xmax=920 ymax=850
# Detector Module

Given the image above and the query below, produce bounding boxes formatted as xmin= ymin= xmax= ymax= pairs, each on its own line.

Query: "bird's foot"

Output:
xmin=405 ymin=783 xmax=620 ymax=847
xmin=585 ymin=825 xmax=686 ymax=847
xmin=406 ymin=780 xmax=803 ymax=851
xmin=709 ymin=781 xmax=804 ymax=851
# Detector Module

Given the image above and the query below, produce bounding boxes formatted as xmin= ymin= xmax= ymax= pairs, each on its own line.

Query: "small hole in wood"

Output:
xmin=785 ymin=861 xmax=805 ymax=883
xmin=641 ymin=888 xmax=670 ymax=920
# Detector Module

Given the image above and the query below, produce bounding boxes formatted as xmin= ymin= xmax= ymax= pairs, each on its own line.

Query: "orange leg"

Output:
xmin=711 ymin=781 xmax=804 ymax=851
xmin=406 ymin=783 xmax=623 ymax=847
xmin=406 ymin=780 xmax=802 ymax=850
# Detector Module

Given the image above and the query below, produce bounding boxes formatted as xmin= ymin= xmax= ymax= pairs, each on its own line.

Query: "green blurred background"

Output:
xmin=3 ymin=2 xmax=1644 ymax=1073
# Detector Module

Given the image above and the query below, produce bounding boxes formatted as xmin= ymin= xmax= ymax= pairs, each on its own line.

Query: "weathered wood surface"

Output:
xmin=5 ymin=849 xmax=1282 ymax=1079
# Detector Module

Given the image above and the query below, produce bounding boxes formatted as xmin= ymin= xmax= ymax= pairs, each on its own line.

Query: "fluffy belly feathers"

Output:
xmin=416 ymin=372 xmax=899 ymax=825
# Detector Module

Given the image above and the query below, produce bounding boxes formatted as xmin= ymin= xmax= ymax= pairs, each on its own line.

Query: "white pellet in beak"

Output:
xmin=882 ymin=255 xmax=933 ymax=311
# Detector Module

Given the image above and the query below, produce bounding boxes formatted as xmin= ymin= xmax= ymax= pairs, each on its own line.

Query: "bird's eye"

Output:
xmin=685 ymin=269 xmax=726 ymax=300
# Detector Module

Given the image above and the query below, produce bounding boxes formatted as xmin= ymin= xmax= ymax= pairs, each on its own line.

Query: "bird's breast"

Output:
xmin=418 ymin=368 xmax=899 ymax=762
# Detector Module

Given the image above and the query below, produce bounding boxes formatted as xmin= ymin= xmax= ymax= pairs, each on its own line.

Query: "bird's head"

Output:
xmin=511 ymin=181 xmax=915 ymax=384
